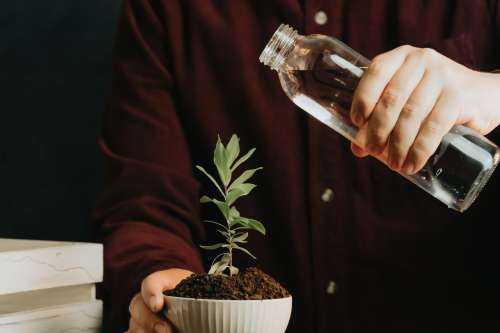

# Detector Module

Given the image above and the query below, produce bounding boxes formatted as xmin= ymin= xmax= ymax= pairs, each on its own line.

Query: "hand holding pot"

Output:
xmin=126 ymin=268 xmax=193 ymax=333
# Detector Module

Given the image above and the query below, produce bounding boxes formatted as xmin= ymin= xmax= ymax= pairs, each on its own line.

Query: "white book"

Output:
xmin=0 ymin=300 xmax=102 ymax=333
xmin=0 ymin=284 xmax=96 ymax=316
xmin=0 ymin=239 xmax=103 ymax=295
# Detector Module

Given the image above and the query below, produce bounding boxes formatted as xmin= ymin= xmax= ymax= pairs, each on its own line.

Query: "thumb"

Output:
xmin=141 ymin=268 xmax=193 ymax=313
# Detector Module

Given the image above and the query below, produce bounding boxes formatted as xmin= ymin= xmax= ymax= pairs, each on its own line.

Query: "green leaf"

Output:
xmin=247 ymin=219 xmax=266 ymax=235
xmin=213 ymin=136 xmax=230 ymax=186
xmin=196 ymin=166 xmax=225 ymax=198
xmin=209 ymin=261 xmax=228 ymax=275
xmin=231 ymin=148 xmax=256 ymax=172
xmin=229 ymin=168 xmax=262 ymax=191
xmin=200 ymin=197 xmax=230 ymax=223
xmin=229 ymin=266 xmax=239 ymax=275
xmin=208 ymin=253 xmax=230 ymax=275
xmin=227 ymin=206 xmax=240 ymax=226
xmin=233 ymin=245 xmax=257 ymax=259
xmin=232 ymin=232 xmax=249 ymax=243
xmin=212 ymin=199 xmax=230 ymax=220
xmin=236 ymin=217 xmax=266 ymax=235
xmin=203 ymin=220 xmax=228 ymax=230
xmin=200 ymin=195 xmax=212 ymax=203
xmin=226 ymin=183 xmax=256 ymax=206
xmin=200 ymin=243 xmax=225 ymax=250
xmin=208 ymin=264 xmax=217 ymax=275
xmin=217 ymin=230 xmax=230 ymax=238
xmin=229 ymin=206 xmax=240 ymax=219
xmin=233 ymin=226 xmax=251 ymax=232
xmin=221 ymin=252 xmax=231 ymax=263
xmin=225 ymin=135 xmax=240 ymax=168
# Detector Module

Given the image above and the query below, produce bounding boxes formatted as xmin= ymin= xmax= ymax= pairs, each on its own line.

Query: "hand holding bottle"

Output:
xmin=350 ymin=45 xmax=500 ymax=175
xmin=261 ymin=24 xmax=500 ymax=211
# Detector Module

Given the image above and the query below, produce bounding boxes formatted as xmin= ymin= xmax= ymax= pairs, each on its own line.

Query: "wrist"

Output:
xmin=483 ymin=72 xmax=500 ymax=125
xmin=465 ymin=70 xmax=500 ymax=133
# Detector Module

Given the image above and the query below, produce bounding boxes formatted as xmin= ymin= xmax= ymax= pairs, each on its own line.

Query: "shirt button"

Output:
xmin=326 ymin=280 xmax=336 ymax=295
xmin=314 ymin=11 xmax=328 ymax=25
xmin=321 ymin=188 xmax=334 ymax=202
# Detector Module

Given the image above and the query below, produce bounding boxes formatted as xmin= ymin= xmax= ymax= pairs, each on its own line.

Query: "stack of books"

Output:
xmin=0 ymin=239 xmax=103 ymax=332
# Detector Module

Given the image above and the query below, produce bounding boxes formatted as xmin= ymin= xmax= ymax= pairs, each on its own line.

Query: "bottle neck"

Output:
xmin=259 ymin=24 xmax=299 ymax=71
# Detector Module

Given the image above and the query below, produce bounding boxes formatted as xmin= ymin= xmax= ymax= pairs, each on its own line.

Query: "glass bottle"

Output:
xmin=259 ymin=24 xmax=500 ymax=212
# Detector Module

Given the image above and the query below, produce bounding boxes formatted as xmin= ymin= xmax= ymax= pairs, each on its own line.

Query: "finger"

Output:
xmin=402 ymin=93 xmax=459 ymax=174
xmin=350 ymin=142 xmax=369 ymax=158
xmin=141 ymin=272 xmax=170 ymax=313
xmin=130 ymin=294 xmax=172 ymax=333
xmin=359 ymin=53 xmax=426 ymax=155
xmin=141 ymin=269 xmax=191 ymax=312
xmin=129 ymin=317 xmax=145 ymax=333
xmin=350 ymin=45 xmax=410 ymax=127
xmin=387 ymin=70 xmax=442 ymax=170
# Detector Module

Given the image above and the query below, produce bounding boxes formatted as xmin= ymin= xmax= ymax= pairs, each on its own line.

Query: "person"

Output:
xmin=93 ymin=1 xmax=500 ymax=332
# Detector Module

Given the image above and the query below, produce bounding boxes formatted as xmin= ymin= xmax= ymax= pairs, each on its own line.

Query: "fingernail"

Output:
xmin=353 ymin=113 xmax=364 ymax=127
xmin=154 ymin=323 xmax=168 ymax=333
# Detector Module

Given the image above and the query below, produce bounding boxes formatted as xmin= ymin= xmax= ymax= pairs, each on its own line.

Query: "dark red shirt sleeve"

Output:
xmin=92 ymin=0 xmax=204 ymax=328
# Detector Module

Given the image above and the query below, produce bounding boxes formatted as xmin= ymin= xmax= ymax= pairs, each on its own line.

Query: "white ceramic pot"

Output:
xmin=164 ymin=295 xmax=292 ymax=333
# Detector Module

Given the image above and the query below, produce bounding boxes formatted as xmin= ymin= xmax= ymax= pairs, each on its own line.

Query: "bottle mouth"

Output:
xmin=259 ymin=24 xmax=298 ymax=71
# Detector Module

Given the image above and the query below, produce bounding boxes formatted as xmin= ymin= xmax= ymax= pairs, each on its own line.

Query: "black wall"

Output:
xmin=1 ymin=1 xmax=122 ymax=241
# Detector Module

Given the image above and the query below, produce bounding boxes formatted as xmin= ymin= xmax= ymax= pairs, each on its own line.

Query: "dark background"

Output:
xmin=1 ymin=1 xmax=122 ymax=241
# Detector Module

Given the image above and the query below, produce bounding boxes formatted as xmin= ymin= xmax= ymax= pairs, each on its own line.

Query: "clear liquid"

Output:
xmin=282 ymin=53 xmax=499 ymax=211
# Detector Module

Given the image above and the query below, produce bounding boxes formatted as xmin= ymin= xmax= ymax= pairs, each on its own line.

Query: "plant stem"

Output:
xmin=227 ymin=217 xmax=234 ymax=276
xmin=229 ymin=247 xmax=233 ymax=275
xmin=223 ymin=184 xmax=234 ymax=276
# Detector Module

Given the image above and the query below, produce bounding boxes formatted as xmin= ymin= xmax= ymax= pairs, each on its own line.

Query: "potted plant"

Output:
xmin=163 ymin=135 xmax=292 ymax=333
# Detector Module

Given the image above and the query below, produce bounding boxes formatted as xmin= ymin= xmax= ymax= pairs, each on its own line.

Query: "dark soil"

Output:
xmin=166 ymin=267 xmax=290 ymax=300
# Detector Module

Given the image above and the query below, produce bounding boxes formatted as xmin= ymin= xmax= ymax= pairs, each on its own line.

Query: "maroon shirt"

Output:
xmin=93 ymin=1 xmax=500 ymax=332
